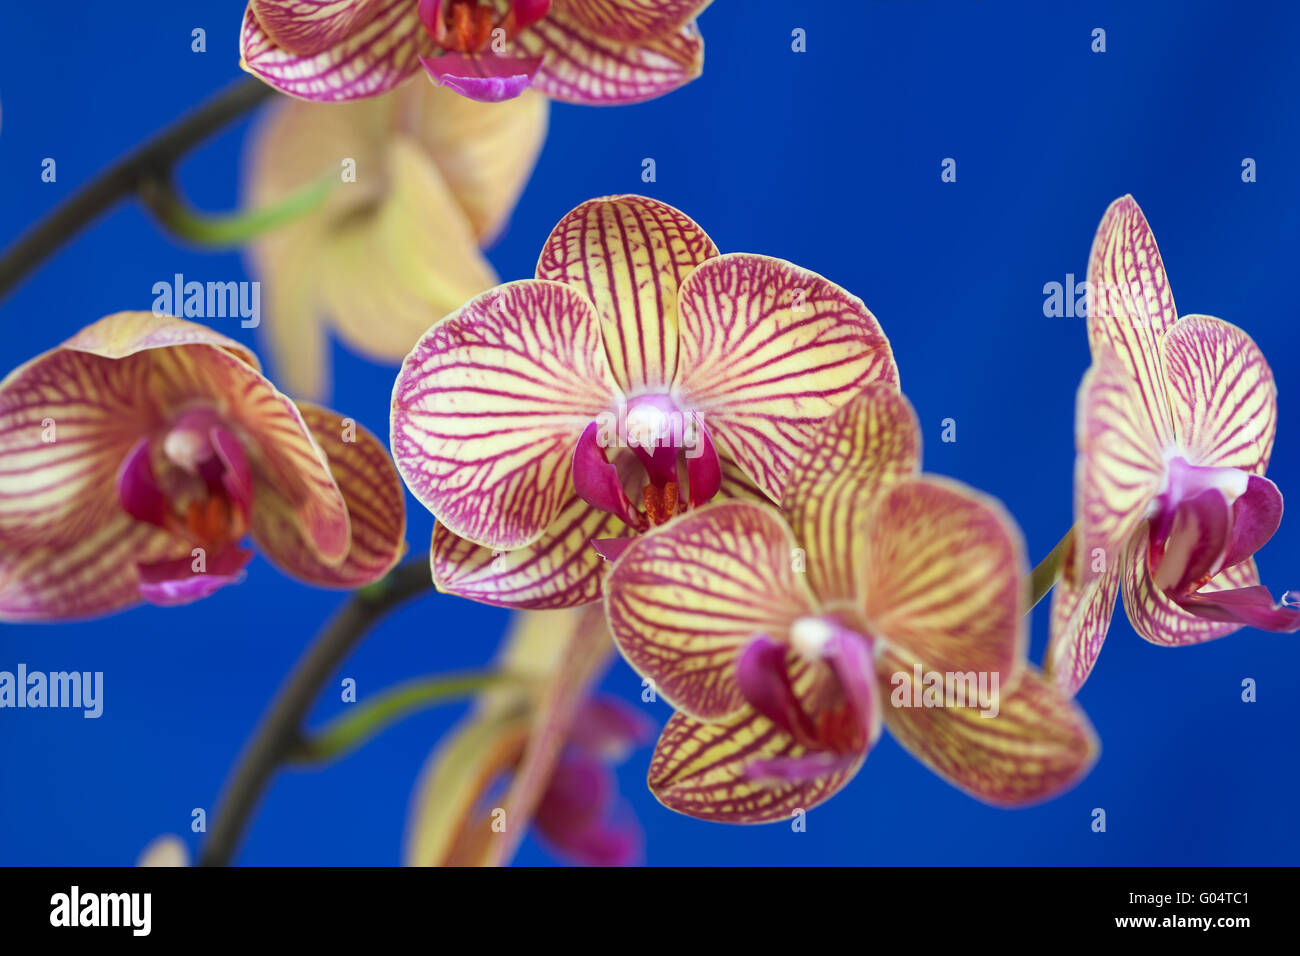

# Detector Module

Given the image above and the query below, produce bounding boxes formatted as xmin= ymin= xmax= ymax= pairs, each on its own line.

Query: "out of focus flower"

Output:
xmin=391 ymin=194 xmax=897 ymax=609
xmin=605 ymin=385 xmax=1098 ymax=821
xmin=240 ymin=0 xmax=710 ymax=105
xmin=246 ymin=82 xmax=546 ymax=399
xmin=405 ymin=606 xmax=652 ymax=866
xmin=1047 ymin=196 xmax=1299 ymax=695
xmin=0 ymin=313 xmax=406 ymax=620
xmin=138 ymin=835 xmax=189 ymax=867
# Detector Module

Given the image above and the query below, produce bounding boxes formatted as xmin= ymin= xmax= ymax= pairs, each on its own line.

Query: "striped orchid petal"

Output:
xmin=604 ymin=501 xmax=818 ymax=722
xmin=1086 ymin=195 xmax=1178 ymax=446
xmin=240 ymin=0 xmax=432 ymax=102
xmin=535 ymin=195 xmax=718 ymax=393
xmin=253 ymin=403 xmax=405 ymax=588
xmin=862 ymin=476 xmax=1026 ymax=681
xmin=247 ymin=0 xmax=391 ymax=55
xmin=647 ymin=708 xmax=863 ymax=824
xmin=1121 ymin=530 xmax=1251 ymax=646
xmin=561 ymin=0 xmax=713 ymax=44
xmin=1162 ymin=314 xmax=1277 ymax=474
xmin=391 ymin=280 xmax=621 ymax=551
xmin=430 ymin=493 xmax=624 ymax=608
xmin=517 ymin=11 xmax=704 ymax=105
xmin=1074 ymin=348 xmax=1166 ymax=582
xmin=1045 ymin=554 xmax=1122 ymax=696
xmin=0 ymin=518 xmax=187 ymax=622
xmin=879 ymin=649 xmax=1098 ymax=807
xmin=779 ymin=384 xmax=920 ymax=603
xmin=675 ymin=253 xmax=897 ymax=505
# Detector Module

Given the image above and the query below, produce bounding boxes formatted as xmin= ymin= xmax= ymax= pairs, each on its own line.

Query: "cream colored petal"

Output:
xmin=319 ymin=136 xmax=498 ymax=364
xmin=406 ymin=84 xmax=549 ymax=244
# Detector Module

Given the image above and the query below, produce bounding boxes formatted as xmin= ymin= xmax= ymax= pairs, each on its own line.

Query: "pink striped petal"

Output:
xmin=419 ymin=52 xmax=544 ymax=101
xmin=0 ymin=517 xmax=186 ymax=622
xmin=879 ymin=648 xmax=1099 ymax=806
xmin=779 ymin=383 xmax=919 ymax=603
xmin=675 ymin=253 xmax=898 ymax=505
xmin=1121 ymin=529 xmax=1246 ymax=646
xmin=430 ymin=491 xmax=623 ymax=608
xmin=1045 ymin=549 xmax=1121 ymax=696
xmin=516 ymin=10 xmax=704 ymax=105
xmin=247 ymin=0 xmax=391 ymax=55
xmin=253 ymin=403 xmax=405 ymax=588
xmin=648 ymin=708 xmax=863 ymax=823
xmin=391 ymin=279 xmax=621 ymax=551
xmin=535 ymin=195 xmax=718 ymax=393
xmin=604 ymin=501 xmax=818 ymax=722
xmin=1074 ymin=348 xmax=1166 ymax=582
xmin=1161 ymin=314 xmax=1277 ymax=474
xmin=1086 ymin=195 xmax=1177 ymax=445
xmin=862 ymin=476 xmax=1026 ymax=681
xmin=240 ymin=0 xmax=431 ymax=102
xmin=560 ymin=0 xmax=712 ymax=43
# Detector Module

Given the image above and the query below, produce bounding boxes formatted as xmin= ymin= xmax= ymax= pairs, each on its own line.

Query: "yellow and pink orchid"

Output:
xmin=0 ymin=312 xmax=405 ymax=620
xmin=390 ymin=194 xmax=898 ymax=609
xmin=240 ymin=0 xmax=710 ymax=105
xmin=406 ymin=606 xmax=651 ymax=865
xmin=1046 ymin=196 xmax=1299 ymax=695
xmin=603 ymin=384 xmax=1098 ymax=821
xmin=246 ymin=82 xmax=547 ymax=398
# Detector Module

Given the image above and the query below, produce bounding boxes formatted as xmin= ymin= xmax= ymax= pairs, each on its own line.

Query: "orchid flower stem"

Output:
xmin=1028 ymin=526 xmax=1075 ymax=611
xmin=288 ymin=670 xmax=524 ymax=767
xmin=139 ymin=170 xmax=336 ymax=248
xmin=0 ymin=76 xmax=274 ymax=302
xmin=198 ymin=554 xmax=434 ymax=868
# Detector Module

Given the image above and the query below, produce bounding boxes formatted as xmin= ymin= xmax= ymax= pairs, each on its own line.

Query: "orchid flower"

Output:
xmin=240 ymin=0 xmax=710 ymax=105
xmin=247 ymin=82 xmax=547 ymax=399
xmin=0 ymin=313 xmax=406 ymax=620
xmin=406 ymin=606 xmax=652 ymax=865
xmin=603 ymin=384 xmax=1098 ymax=821
xmin=390 ymin=194 xmax=898 ymax=609
xmin=1046 ymin=196 xmax=1299 ymax=695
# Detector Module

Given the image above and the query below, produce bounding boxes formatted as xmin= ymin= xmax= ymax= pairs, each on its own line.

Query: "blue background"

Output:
xmin=2 ymin=0 xmax=1298 ymax=866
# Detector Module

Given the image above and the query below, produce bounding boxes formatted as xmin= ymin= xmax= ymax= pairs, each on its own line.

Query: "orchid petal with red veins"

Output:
xmin=879 ymin=648 xmax=1099 ymax=807
xmin=252 ymin=403 xmax=406 ymax=588
xmin=862 ymin=475 xmax=1027 ymax=683
xmin=390 ymin=279 xmax=620 ymax=551
xmin=1045 ymin=554 xmax=1122 ymax=695
xmin=240 ymin=0 xmax=432 ymax=103
xmin=419 ymin=51 xmax=544 ymax=101
xmin=1162 ymin=314 xmax=1276 ymax=474
xmin=674 ymin=253 xmax=898 ymax=504
xmin=779 ymin=383 xmax=920 ymax=603
xmin=560 ymin=0 xmax=712 ymax=44
xmin=604 ymin=501 xmax=817 ymax=722
xmin=249 ymin=0 xmax=393 ymax=55
xmin=430 ymin=492 xmax=623 ymax=608
xmin=517 ymin=12 xmax=704 ymax=105
xmin=647 ymin=708 xmax=863 ymax=824
xmin=536 ymin=194 xmax=718 ymax=393
xmin=1086 ymin=195 xmax=1178 ymax=447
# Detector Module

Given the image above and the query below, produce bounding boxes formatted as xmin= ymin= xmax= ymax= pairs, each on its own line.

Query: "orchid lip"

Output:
xmin=571 ymin=395 xmax=723 ymax=533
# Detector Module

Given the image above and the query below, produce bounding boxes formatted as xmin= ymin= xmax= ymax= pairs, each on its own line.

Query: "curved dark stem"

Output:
xmin=198 ymin=554 xmax=434 ymax=867
xmin=0 ymin=77 xmax=275 ymax=303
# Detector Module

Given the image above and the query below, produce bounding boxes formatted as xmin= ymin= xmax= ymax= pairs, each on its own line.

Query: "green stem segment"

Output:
xmin=288 ymin=671 xmax=518 ymax=766
xmin=198 ymin=554 xmax=434 ymax=868
xmin=1029 ymin=526 xmax=1075 ymax=611
xmin=139 ymin=171 xmax=336 ymax=249
xmin=0 ymin=77 xmax=275 ymax=302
